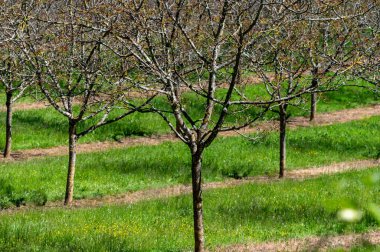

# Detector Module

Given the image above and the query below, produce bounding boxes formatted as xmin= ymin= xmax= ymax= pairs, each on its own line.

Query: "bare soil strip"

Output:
xmin=217 ymin=230 xmax=380 ymax=251
xmin=0 ymin=134 xmax=178 ymax=162
xmin=0 ymin=101 xmax=51 ymax=112
xmin=1 ymin=104 xmax=379 ymax=162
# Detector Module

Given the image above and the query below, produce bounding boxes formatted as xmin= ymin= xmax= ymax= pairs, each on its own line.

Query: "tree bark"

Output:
xmin=4 ymin=91 xmax=13 ymax=158
xmin=64 ymin=120 xmax=77 ymax=205
xmin=191 ymin=147 xmax=205 ymax=252
xmin=279 ymin=104 xmax=287 ymax=178
xmin=310 ymin=74 xmax=318 ymax=121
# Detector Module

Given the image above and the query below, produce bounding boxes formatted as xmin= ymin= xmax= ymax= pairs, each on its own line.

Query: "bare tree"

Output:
xmin=305 ymin=1 xmax=375 ymax=121
xmin=113 ymin=1 xmax=275 ymax=250
xmin=0 ymin=44 xmax=31 ymax=159
xmin=246 ymin=1 xmax=372 ymax=177
xmin=19 ymin=1 xmax=154 ymax=205
xmin=248 ymin=20 xmax=312 ymax=178
xmin=0 ymin=2 xmax=34 ymax=158
xmin=354 ymin=2 xmax=380 ymax=92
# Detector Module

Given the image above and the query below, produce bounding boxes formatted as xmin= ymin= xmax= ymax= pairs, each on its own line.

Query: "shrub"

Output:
xmin=28 ymin=190 xmax=48 ymax=206
xmin=0 ymin=179 xmax=15 ymax=209
xmin=0 ymin=179 xmax=40 ymax=208
xmin=9 ymin=193 xmax=26 ymax=207
xmin=0 ymin=196 xmax=12 ymax=209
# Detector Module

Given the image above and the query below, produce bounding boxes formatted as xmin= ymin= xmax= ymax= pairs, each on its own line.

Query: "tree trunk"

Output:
xmin=191 ymin=147 xmax=205 ymax=252
xmin=279 ymin=104 xmax=287 ymax=178
xmin=310 ymin=75 xmax=318 ymax=121
xmin=64 ymin=120 xmax=77 ymax=205
xmin=4 ymin=91 xmax=13 ymax=158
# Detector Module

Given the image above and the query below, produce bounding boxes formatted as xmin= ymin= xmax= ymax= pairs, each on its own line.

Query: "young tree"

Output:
xmin=19 ymin=1 xmax=154 ymax=205
xmin=0 ymin=43 xmax=31 ymax=159
xmin=305 ymin=1 xmax=375 ymax=121
xmin=354 ymin=3 xmax=380 ymax=92
xmin=0 ymin=2 xmax=33 ymax=158
xmin=247 ymin=1 xmax=371 ymax=177
xmin=114 ymin=1 xmax=273 ymax=250
xmin=251 ymin=58 xmax=310 ymax=178
xmin=247 ymin=17 xmax=314 ymax=178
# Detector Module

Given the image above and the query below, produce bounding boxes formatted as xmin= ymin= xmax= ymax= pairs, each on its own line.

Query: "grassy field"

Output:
xmin=0 ymin=85 xmax=377 ymax=150
xmin=0 ymin=168 xmax=379 ymax=251
xmin=0 ymin=83 xmax=379 ymax=251
xmin=0 ymin=115 xmax=379 ymax=204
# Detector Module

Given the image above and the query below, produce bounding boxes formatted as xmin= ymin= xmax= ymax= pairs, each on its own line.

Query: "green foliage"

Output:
xmin=335 ymin=172 xmax=380 ymax=229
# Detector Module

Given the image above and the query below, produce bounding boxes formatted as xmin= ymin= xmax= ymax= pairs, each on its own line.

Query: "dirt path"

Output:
xmin=1 ymin=104 xmax=379 ymax=162
xmin=1 ymin=158 xmax=378 ymax=214
xmin=0 ymin=101 xmax=51 ymax=112
xmin=0 ymin=134 xmax=178 ymax=161
xmin=222 ymin=103 xmax=380 ymax=136
xmin=218 ymin=230 xmax=380 ymax=251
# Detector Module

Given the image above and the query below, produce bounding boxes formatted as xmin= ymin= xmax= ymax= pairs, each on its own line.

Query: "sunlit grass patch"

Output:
xmin=0 ymin=115 xmax=379 ymax=205
xmin=0 ymin=168 xmax=379 ymax=251
xmin=0 ymin=85 xmax=377 ymax=150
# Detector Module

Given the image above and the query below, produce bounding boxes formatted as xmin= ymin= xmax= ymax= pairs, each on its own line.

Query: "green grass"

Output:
xmin=0 ymin=85 xmax=377 ymax=150
xmin=0 ymin=168 xmax=379 ymax=251
xmin=332 ymin=244 xmax=380 ymax=252
xmin=316 ymin=85 xmax=379 ymax=112
xmin=0 ymin=90 xmax=41 ymax=105
xmin=0 ymin=116 xmax=379 ymax=203
xmin=0 ymin=107 xmax=169 ymax=150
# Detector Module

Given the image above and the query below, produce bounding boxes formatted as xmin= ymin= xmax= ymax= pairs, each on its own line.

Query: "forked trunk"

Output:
xmin=64 ymin=121 xmax=77 ymax=205
xmin=191 ymin=148 xmax=205 ymax=252
xmin=4 ymin=92 xmax=13 ymax=158
xmin=279 ymin=104 xmax=287 ymax=178
xmin=310 ymin=75 xmax=318 ymax=121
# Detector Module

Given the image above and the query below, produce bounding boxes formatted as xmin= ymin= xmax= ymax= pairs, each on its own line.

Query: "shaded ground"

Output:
xmin=218 ymin=230 xmax=380 ymax=251
xmin=1 ymin=104 xmax=379 ymax=161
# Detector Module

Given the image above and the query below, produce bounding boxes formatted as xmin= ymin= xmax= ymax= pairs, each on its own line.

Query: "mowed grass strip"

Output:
xmin=332 ymin=244 xmax=380 ymax=252
xmin=0 ymin=85 xmax=377 ymax=150
xmin=0 ymin=168 xmax=379 ymax=251
xmin=0 ymin=116 xmax=379 ymax=202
